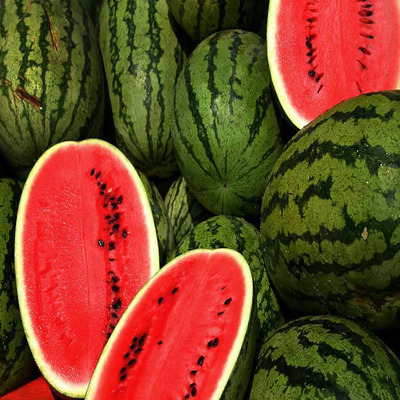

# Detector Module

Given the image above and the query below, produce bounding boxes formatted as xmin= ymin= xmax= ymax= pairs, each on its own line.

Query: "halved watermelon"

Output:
xmin=86 ymin=249 xmax=255 ymax=400
xmin=267 ymin=0 xmax=400 ymax=128
xmin=15 ymin=140 xmax=159 ymax=399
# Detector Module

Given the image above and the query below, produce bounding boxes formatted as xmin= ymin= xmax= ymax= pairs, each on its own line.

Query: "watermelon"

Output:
xmin=85 ymin=249 xmax=256 ymax=400
xmin=267 ymin=0 xmax=400 ymax=128
xmin=0 ymin=179 xmax=36 ymax=397
xmin=14 ymin=140 xmax=159 ymax=399
xmin=173 ymin=30 xmax=283 ymax=217
xmin=1 ymin=377 xmax=53 ymax=400
xmin=99 ymin=0 xmax=185 ymax=178
xmin=260 ymin=91 xmax=400 ymax=330
xmin=168 ymin=215 xmax=283 ymax=345
xmin=250 ymin=315 xmax=400 ymax=399
xmin=138 ymin=171 xmax=175 ymax=264
xmin=165 ymin=176 xmax=211 ymax=245
xmin=0 ymin=0 xmax=104 ymax=178
xmin=166 ymin=0 xmax=264 ymax=42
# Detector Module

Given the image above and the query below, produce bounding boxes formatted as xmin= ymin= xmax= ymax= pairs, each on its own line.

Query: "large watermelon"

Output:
xmin=173 ymin=30 xmax=283 ymax=217
xmin=99 ymin=0 xmax=185 ymax=178
xmin=14 ymin=140 xmax=159 ymax=399
xmin=85 ymin=249 xmax=257 ymax=400
xmin=250 ymin=315 xmax=400 ymax=399
xmin=168 ymin=215 xmax=283 ymax=344
xmin=164 ymin=176 xmax=211 ymax=245
xmin=0 ymin=0 xmax=104 ymax=178
xmin=0 ymin=179 xmax=36 ymax=397
xmin=261 ymin=91 xmax=400 ymax=330
xmin=166 ymin=0 xmax=265 ymax=42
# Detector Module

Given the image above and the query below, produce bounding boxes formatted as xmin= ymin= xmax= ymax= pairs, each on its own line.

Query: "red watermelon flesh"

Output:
xmin=15 ymin=140 xmax=159 ymax=399
xmin=85 ymin=249 xmax=253 ymax=400
xmin=0 ymin=377 xmax=53 ymax=400
xmin=267 ymin=0 xmax=400 ymax=128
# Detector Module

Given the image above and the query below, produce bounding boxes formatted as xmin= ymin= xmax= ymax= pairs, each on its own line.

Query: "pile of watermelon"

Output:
xmin=1 ymin=0 xmax=400 ymax=399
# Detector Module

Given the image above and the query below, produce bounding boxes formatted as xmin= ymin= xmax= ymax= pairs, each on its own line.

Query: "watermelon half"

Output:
xmin=85 ymin=249 xmax=254 ymax=400
xmin=267 ymin=0 xmax=400 ymax=128
xmin=14 ymin=140 xmax=159 ymax=398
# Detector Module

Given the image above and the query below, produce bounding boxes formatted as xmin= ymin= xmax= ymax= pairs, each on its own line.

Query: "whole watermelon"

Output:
xmin=166 ymin=0 xmax=265 ymax=42
xmin=99 ymin=0 xmax=185 ymax=178
xmin=0 ymin=0 xmax=104 ymax=178
xmin=250 ymin=315 xmax=400 ymax=399
xmin=168 ymin=215 xmax=284 ymax=344
xmin=0 ymin=179 xmax=36 ymax=396
xmin=173 ymin=30 xmax=283 ymax=217
xmin=261 ymin=91 xmax=400 ymax=330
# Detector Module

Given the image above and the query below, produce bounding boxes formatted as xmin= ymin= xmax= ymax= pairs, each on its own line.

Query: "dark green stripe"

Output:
xmin=228 ymin=31 xmax=243 ymax=115
xmin=217 ymin=0 xmax=227 ymax=31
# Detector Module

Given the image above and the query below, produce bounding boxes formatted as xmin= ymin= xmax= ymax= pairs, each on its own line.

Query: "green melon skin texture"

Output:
xmin=138 ymin=171 xmax=175 ymax=264
xmin=168 ymin=215 xmax=284 ymax=345
xmin=99 ymin=0 xmax=185 ymax=178
xmin=0 ymin=0 xmax=104 ymax=179
xmin=250 ymin=315 xmax=400 ymax=400
xmin=173 ymin=30 xmax=283 ymax=217
xmin=260 ymin=91 xmax=400 ymax=330
xmin=0 ymin=179 xmax=36 ymax=397
xmin=166 ymin=0 xmax=265 ymax=42
xmin=164 ymin=176 xmax=211 ymax=245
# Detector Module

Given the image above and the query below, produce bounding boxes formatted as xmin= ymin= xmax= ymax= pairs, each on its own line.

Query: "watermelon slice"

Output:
xmin=0 ymin=377 xmax=53 ymax=400
xmin=85 ymin=249 xmax=255 ymax=400
xmin=267 ymin=0 xmax=400 ymax=128
xmin=14 ymin=140 xmax=159 ymax=399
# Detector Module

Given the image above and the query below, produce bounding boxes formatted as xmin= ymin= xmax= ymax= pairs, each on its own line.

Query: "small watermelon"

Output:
xmin=250 ymin=315 xmax=400 ymax=399
xmin=261 ymin=91 xmax=400 ymax=330
xmin=85 ymin=249 xmax=256 ymax=400
xmin=0 ymin=0 xmax=104 ymax=178
xmin=173 ymin=30 xmax=283 ymax=217
xmin=0 ymin=179 xmax=37 ymax=397
xmin=15 ymin=140 xmax=159 ymax=399
xmin=169 ymin=215 xmax=283 ymax=344
xmin=165 ymin=176 xmax=211 ymax=245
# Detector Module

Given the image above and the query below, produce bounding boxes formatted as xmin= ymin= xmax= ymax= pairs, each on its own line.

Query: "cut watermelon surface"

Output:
xmin=14 ymin=140 xmax=159 ymax=398
xmin=267 ymin=0 xmax=400 ymax=128
xmin=85 ymin=249 xmax=253 ymax=400
xmin=0 ymin=377 xmax=53 ymax=400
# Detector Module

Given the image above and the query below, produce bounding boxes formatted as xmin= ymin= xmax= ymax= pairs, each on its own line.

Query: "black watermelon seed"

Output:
xmin=217 ymin=311 xmax=224 ymax=316
xmin=109 ymin=219 xmax=115 ymax=225
xmin=101 ymin=184 xmax=106 ymax=190
xmin=113 ymin=224 xmax=120 ymax=231
xmin=109 ymin=242 xmax=116 ymax=250
xmin=97 ymin=182 xmax=101 ymax=186
xmin=172 ymin=287 xmax=178 ymax=294
xmin=207 ymin=341 xmax=213 ymax=348
xmin=158 ymin=297 xmax=164 ymax=305
xmin=110 ymin=324 xmax=115 ymax=329
xmin=190 ymin=370 xmax=197 ymax=375
xmin=95 ymin=172 xmax=101 ymax=179
xmin=112 ymin=285 xmax=120 ymax=292
xmin=109 ymin=258 xmax=115 ymax=261
xmin=90 ymin=168 xmax=95 ymax=176
xmin=213 ymin=338 xmax=219 ymax=347
xmin=118 ymin=195 xmax=123 ymax=204
xmin=130 ymin=343 xmax=136 ymax=350
xmin=105 ymin=215 xmax=111 ymax=219
xmin=98 ymin=239 xmax=105 ymax=247
xmin=100 ymin=191 xmax=104 ymax=196
xmin=114 ymin=213 xmax=120 ymax=220
xmin=224 ymin=298 xmax=232 ymax=305
xmin=306 ymin=40 xmax=312 ymax=49
xmin=110 ymin=197 xmax=115 ymax=201
xmin=122 ymin=229 xmax=127 ymax=238
xmin=108 ymin=271 xmax=114 ymax=275
xmin=111 ymin=312 xmax=118 ymax=318
xmin=111 ymin=276 xmax=120 ymax=283
xmin=111 ymin=203 xmax=117 ymax=209
xmin=185 ymin=395 xmax=190 ymax=399
xmin=124 ymin=352 xmax=130 ymax=359
xmin=113 ymin=299 xmax=122 ymax=309
xmin=107 ymin=332 xmax=111 ymax=338
xmin=191 ymin=387 xmax=197 ymax=397
xmin=158 ymin=341 xmax=163 ymax=345
xmin=135 ymin=348 xmax=142 ymax=354
xmin=221 ymin=287 xmax=226 ymax=291
xmin=190 ymin=383 xmax=196 ymax=388
xmin=132 ymin=337 xmax=138 ymax=343
xmin=197 ymin=356 xmax=204 ymax=366
xmin=120 ymin=367 xmax=126 ymax=374
xmin=103 ymin=203 xmax=108 ymax=208
xmin=128 ymin=358 xmax=136 ymax=366
xmin=308 ymin=70 xmax=316 ymax=77
xmin=120 ymin=374 xmax=127 ymax=381
xmin=139 ymin=334 xmax=146 ymax=346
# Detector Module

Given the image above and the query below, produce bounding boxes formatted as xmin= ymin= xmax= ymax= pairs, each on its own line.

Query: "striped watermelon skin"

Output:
xmin=0 ymin=179 xmax=36 ymax=397
xmin=260 ymin=91 xmax=400 ymax=330
xmin=250 ymin=315 xmax=400 ymax=399
xmin=0 ymin=0 xmax=104 ymax=178
xmin=168 ymin=215 xmax=284 ymax=345
xmin=99 ymin=0 xmax=185 ymax=178
xmin=166 ymin=0 xmax=263 ymax=42
xmin=173 ymin=30 xmax=283 ymax=217
xmin=165 ymin=176 xmax=211 ymax=245
xmin=138 ymin=171 xmax=175 ymax=264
